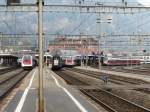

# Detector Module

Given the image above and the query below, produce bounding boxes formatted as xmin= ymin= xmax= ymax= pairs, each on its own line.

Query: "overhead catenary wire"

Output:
xmin=115 ymin=12 xmax=150 ymax=33
xmin=1 ymin=0 xmax=150 ymax=53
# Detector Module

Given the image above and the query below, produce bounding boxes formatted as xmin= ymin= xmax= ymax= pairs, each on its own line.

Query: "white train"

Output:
xmin=64 ymin=56 xmax=75 ymax=66
xmin=133 ymin=56 xmax=150 ymax=64
xmin=21 ymin=55 xmax=36 ymax=70
xmin=103 ymin=57 xmax=140 ymax=66
xmin=64 ymin=56 xmax=80 ymax=67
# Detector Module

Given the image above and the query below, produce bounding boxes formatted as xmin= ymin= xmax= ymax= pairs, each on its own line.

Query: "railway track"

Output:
xmin=54 ymin=69 xmax=150 ymax=111
xmin=0 ymin=67 xmax=18 ymax=75
xmin=54 ymin=70 xmax=89 ymax=86
xmin=0 ymin=69 xmax=30 ymax=100
xmin=122 ymin=67 xmax=150 ymax=74
xmin=65 ymin=68 xmax=149 ymax=85
xmin=100 ymin=66 xmax=150 ymax=75
xmin=134 ymin=88 xmax=150 ymax=94
xmin=0 ymin=69 xmax=24 ymax=85
xmin=80 ymin=89 xmax=150 ymax=112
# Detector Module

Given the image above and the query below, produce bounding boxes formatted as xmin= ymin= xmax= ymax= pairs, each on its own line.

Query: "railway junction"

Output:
xmin=1 ymin=0 xmax=150 ymax=112
xmin=0 ymin=64 xmax=150 ymax=112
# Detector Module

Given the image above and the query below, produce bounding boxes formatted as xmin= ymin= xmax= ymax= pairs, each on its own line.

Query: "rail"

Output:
xmin=0 ymin=67 xmax=18 ymax=75
xmin=65 ymin=68 xmax=149 ymax=85
xmin=0 ymin=70 xmax=30 ymax=100
xmin=54 ymin=70 xmax=89 ymax=85
xmin=80 ymin=89 xmax=150 ymax=112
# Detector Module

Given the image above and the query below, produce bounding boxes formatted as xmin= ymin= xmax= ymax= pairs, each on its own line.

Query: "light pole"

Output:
xmin=97 ymin=14 xmax=101 ymax=70
xmin=0 ymin=32 xmax=2 ymax=52
xmin=85 ymin=36 xmax=88 ymax=68
xmin=85 ymin=28 xmax=90 ymax=68
xmin=38 ymin=0 xmax=44 ymax=112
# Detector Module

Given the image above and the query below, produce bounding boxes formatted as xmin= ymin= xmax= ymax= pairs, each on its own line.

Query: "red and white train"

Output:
xmin=132 ymin=56 xmax=150 ymax=64
xmin=21 ymin=55 xmax=36 ymax=70
xmin=63 ymin=56 xmax=81 ymax=67
xmin=103 ymin=57 xmax=141 ymax=66
xmin=64 ymin=56 xmax=76 ymax=67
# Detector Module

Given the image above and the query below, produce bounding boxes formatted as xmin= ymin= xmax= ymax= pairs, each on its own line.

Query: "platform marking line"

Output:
xmin=48 ymin=70 xmax=88 ymax=112
xmin=14 ymin=69 xmax=36 ymax=112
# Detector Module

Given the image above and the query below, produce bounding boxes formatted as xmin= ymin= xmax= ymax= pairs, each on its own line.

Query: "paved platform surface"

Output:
xmin=3 ymin=67 xmax=102 ymax=112
xmin=76 ymin=66 xmax=150 ymax=83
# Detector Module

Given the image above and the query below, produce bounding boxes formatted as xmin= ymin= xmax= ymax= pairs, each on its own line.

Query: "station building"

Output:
xmin=48 ymin=36 xmax=98 ymax=55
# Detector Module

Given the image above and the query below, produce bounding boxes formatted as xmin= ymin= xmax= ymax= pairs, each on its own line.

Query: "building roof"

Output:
xmin=0 ymin=53 xmax=18 ymax=57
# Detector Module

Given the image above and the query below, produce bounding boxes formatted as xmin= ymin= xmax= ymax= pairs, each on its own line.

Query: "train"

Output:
xmin=102 ymin=57 xmax=141 ymax=66
xmin=78 ymin=55 xmax=141 ymax=66
xmin=35 ymin=54 xmax=53 ymax=66
xmin=51 ymin=55 xmax=82 ymax=70
xmin=51 ymin=55 xmax=64 ymax=71
xmin=132 ymin=56 xmax=150 ymax=64
xmin=102 ymin=55 xmax=150 ymax=66
xmin=64 ymin=56 xmax=76 ymax=67
xmin=62 ymin=55 xmax=150 ymax=66
xmin=21 ymin=55 xmax=37 ymax=70
xmin=56 ymin=54 xmax=142 ymax=67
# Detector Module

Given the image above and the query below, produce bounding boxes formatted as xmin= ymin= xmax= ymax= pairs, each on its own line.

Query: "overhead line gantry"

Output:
xmin=0 ymin=4 xmax=150 ymax=14
xmin=1 ymin=33 xmax=150 ymax=38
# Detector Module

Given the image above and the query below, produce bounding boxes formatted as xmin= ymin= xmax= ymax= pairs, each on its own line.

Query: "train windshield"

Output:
xmin=23 ymin=55 xmax=31 ymax=61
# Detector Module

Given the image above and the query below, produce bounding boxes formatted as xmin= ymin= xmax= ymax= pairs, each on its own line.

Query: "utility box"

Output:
xmin=7 ymin=0 xmax=20 ymax=5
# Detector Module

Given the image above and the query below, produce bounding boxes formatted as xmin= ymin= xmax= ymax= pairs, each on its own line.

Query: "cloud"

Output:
xmin=0 ymin=12 xmax=35 ymax=22
xmin=43 ymin=17 xmax=73 ymax=33
xmin=62 ymin=0 xmax=73 ymax=4
xmin=18 ymin=13 xmax=35 ymax=19
xmin=56 ymin=18 xmax=72 ymax=30
xmin=138 ymin=0 xmax=150 ymax=6
xmin=0 ymin=13 xmax=12 ymax=22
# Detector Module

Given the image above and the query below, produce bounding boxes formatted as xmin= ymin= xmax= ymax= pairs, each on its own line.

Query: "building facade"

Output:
xmin=48 ymin=36 xmax=98 ymax=55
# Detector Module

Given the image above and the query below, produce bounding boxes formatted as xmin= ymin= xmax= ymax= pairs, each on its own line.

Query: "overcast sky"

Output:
xmin=1 ymin=0 xmax=150 ymax=52
xmin=0 ymin=0 xmax=150 ymax=35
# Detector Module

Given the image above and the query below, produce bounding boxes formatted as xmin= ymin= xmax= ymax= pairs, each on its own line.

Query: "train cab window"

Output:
xmin=23 ymin=55 xmax=31 ymax=61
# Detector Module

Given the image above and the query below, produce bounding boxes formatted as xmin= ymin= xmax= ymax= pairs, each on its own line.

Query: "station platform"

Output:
xmin=75 ymin=66 xmax=150 ymax=83
xmin=0 ymin=53 xmax=18 ymax=66
xmin=3 ymin=67 xmax=102 ymax=112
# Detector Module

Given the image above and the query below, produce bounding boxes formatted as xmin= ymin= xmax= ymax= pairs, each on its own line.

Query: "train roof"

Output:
xmin=35 ymin=54 xmax=52 ymax=57
xmin=107 ymin=57 xmax=140 ymax=60
xmin=0 ymin=53 xmax=18 ymax=57
xmin=60 ymin=49 xmax=80 ymax=56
